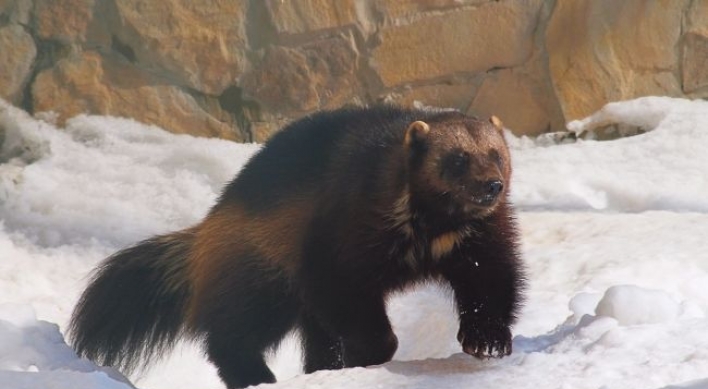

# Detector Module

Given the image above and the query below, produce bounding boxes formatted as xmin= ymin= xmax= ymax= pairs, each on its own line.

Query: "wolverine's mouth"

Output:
xmin=462 ymin=195 xmax=500 ymax=214
xmin=454 ymin=180 xmax=504 ymax=215
xmin=473 ymin=193 xmax=499 ymax=206
xmin=445 ymin=193 xmax=500 ymax=218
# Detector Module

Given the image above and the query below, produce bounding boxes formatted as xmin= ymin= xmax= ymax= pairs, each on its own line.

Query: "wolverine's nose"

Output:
xmin=485 ymin=180 xmax=504 ymax=199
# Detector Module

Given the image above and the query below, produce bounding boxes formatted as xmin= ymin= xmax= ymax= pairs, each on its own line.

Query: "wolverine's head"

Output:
xmin=404 ymin=112 xmax=512 ymax=219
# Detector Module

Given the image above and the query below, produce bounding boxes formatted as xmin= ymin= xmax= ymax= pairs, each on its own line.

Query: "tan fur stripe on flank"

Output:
xmin=157 ymin=230 xmax=196 ymax=294
xmin=186 ymin=199 xmax=314 ymax=327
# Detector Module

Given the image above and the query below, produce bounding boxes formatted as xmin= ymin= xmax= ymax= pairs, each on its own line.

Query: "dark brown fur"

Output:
xmin=69 ymin=106 xmax=525 ymax=389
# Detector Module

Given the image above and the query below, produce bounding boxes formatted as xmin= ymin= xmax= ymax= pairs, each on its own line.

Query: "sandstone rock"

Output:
xmin=685 ymin=0 xmax=708 ymax=34
xmin=371 ymin=0 xmax=541 ymax=87
xmin=3 ymin=0 xmax=698 ymax=144
xmin=34 ymin=0 xmax=95 ymax=43
xmin=682 ymin=33 xmax=708 ymax=94
xmin=241 ymin=34 xmax=360 ymax=115
xmin=0 ymin=25 xmax=37 ymax=105
xmin=32 ymin=51 xmax=243 ymax=140
xmin=385 ymin=83 xmax=479 ymax=112
xmin=682 ymin=1 xmax=708 ymax=94
xmin=110 ymin=0 xmax=248 ymax=95
xmin=266 ymin=0 xmax=358 ymax=34
xmin=547 ymin=0 xmax=686 ymax=122
xmin=469 ymin=69 xmax=549 ymax=136
xmin=250 ymin=116 xmax=292 ymax=144
xmin=243 ymin=46 xmax=318 ymax=113
xmin=376 ymin=0 xmax=488 ymax=22
xmin=0 ymin=0 xmax=32 ymax=24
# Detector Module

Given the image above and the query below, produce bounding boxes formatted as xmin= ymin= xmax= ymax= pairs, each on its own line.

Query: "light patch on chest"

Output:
xmin=430 ymin=227 xmax=472 ymax=260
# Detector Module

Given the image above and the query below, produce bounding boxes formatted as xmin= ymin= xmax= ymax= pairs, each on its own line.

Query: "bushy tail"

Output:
xmin=69 ymin=230 xmax=195 ymax=374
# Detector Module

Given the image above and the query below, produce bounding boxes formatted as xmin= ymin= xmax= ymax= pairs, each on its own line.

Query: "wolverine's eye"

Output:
xmin=442 ymin=151 xmax=469 ymax=178
xmin=489 ymin=149 xmax=504 ymax=169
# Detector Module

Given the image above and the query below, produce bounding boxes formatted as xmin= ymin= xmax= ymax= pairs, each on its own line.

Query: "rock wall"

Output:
xmin=1 ymin=0 xmax=707 ymax=142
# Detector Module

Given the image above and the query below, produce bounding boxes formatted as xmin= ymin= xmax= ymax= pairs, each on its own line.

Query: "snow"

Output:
xmin=595 ymin=285 xmax=682 ymax=326
xmin=1 ymin=96 xmax=708 ymax=389
xmin=510 ymin=97 xmax=708 ymax=213
xmin=0 ymin=305 xmax=135 ymax=389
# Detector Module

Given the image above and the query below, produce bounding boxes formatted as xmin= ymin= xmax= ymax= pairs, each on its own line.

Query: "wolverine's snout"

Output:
xmin=458 ymin=178 xmax=505 ymax=214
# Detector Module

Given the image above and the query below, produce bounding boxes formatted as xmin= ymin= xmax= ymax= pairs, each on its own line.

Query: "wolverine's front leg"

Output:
xmin=438 ymin=221 xmax=523 ymax=358
xmin=440 ymin=257 xmax=517 ymax=358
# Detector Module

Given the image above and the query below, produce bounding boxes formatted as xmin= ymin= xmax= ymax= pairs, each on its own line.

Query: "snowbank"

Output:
xmin=1 ymin=96 xmax=708 ymax=389
xmin=0 ymin=304 xmax=133 ymax=389
xmin=1 ymin=102 xmax=258 ymax=248
xmin=510 ymin=97 xmax=708 ymax=213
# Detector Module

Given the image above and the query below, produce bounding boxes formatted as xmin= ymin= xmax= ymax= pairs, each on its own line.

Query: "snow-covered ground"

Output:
xmin=1 ymin=96 xmax=708 ymax=389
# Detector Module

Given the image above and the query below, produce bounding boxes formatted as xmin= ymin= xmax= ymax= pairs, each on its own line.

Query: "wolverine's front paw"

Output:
xmin=457 ymin=319 xmax=512 ymax=359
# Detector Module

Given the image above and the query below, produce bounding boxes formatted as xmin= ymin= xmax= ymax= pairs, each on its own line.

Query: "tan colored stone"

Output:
xmin=0 ymin=0 xmax=32 ymax=24
xmin=250 ymin=116 xmax=292 ymax=144
xmin=32 ymin=51 xmax=243 ymax=140
xmin=388 ymin=83 xmax=478 ymax=112
xmin=244 ymin=46 xmax=318 ymax=113
xmin=682 ymin=0 xmax=708 ymax=94
xmin=0 ymin=25 xmax=37 ymax=105
xmin=7 ymin=0 xmax=697 ymax=144
xmin=683 ymin=32 xmax=708 ymax=93
xmin=547 ymin=0 xmax=686 ymax=121
xmin=111 ymin=0 xmax=248 ymax=95
xmin=371 ymin=1 xmax=541 ymax=87
xmin=469 ymin=69 xmax=549 ymax=136
xmin=377 ymin=0 xmax=488 ymax=21
xmin=686 ymin=0 xmax=708 ymax=34
xmin=34 ymin=0 xmax=95 ymax=43
xmin=241 ymin=35 xmax=360 ymax=115
xmin=266 ymin=0 xmax=358 ymax=34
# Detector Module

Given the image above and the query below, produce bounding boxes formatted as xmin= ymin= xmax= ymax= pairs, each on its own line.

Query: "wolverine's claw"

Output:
xmin=457 ymin=321 xmax=512 ymax=359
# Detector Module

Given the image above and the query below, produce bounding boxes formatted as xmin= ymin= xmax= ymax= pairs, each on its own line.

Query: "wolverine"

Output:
xmin=70 ymin=106 xmax=525 ymax=389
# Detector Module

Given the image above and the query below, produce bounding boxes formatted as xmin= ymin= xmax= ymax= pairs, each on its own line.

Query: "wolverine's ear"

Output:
xmin=404 ymin=120 xmax=430 ymax=147
xmin=490 ymin=115 xmax=504 ymax=132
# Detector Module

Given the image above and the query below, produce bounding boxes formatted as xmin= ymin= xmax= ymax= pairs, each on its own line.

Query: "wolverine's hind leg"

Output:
xmin=194 ymin=257 xmax=298 ymax=389
xmin=206 ymin=338 xmax=274 ymax=389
